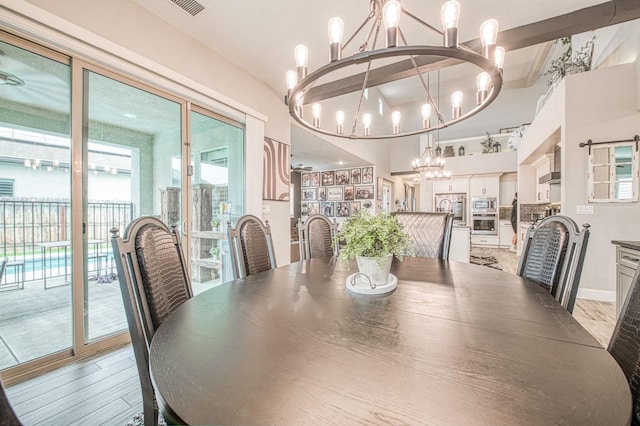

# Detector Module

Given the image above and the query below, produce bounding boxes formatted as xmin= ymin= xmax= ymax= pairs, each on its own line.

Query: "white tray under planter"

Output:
xmin=346 ymin=272 xmax=398 ymax=295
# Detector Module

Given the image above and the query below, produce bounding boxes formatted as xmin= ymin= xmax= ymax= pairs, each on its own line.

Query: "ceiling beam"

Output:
xmin=304 ymin=0 xmax=640 ymax=103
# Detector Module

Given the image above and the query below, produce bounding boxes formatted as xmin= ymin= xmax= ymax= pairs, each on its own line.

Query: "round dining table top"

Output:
xmin=149 ymin=257 xmax=631 ymax=425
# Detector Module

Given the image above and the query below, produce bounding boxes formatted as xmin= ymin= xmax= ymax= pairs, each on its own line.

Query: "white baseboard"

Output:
xmin=577 ymin=288 xmax=616 ymax=302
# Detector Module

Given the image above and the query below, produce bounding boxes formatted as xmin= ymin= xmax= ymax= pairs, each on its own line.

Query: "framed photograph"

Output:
xmin=356 ymin=185 xmax=374 ymax=199
xmin=500 ymin=127 xmax=518 ymax=134
xmin=302 ymin=173 xmax=311 ymax=188
xmin=317 ymin=187 xmax=326 ymax=201
xmin=302 ymin=188 xmax=317 ymax=201
xmin=321 ymin=202 xmax=334 ymax=217
xmin=322 ymin=171 xmax=335 ymax=186
xmin=350 ymin=168 xmax=361 ymax=184
xmin=362 ymin=166 xmax=374 ymax=184
xmin=311 ymin=172 xmax=320 ymax=187
xmin=377 ymin=177 xmax=383 ymax=201
xmin=336 ymin=202 xmax=350 ymax=217
xmin=344 ymin=185 xmax=354 ymax=201
xmin=307 ymin=202 xmax=319 ymax=216
xmin=335 ymin=169 xmax=350 ymax=185
xmin=327 ymin=186 xmax=343 ymax=201
xmin=351 ymin=202 xmax=361 ymax=215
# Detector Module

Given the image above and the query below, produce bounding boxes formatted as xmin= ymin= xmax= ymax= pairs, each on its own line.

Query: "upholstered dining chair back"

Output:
xmin=111 ymin=216 xmax=193 ymax=426
xmin=297 ymin=214 xmax=338 ymax=260
xmin=392 ymin=212 xmax=453 ymax=260
xmin=227 ymin=215 xmax=277 ymax=279
xmin=516 ymin=215 xmax=590 ymax=314
xmin=608 ymin=263 xmax=640 ymax=425
xmin=0 ymin=375 xmax=22 ymax=426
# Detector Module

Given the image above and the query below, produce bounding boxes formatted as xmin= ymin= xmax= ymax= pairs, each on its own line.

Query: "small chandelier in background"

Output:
xmin=284 ymin=0 xmax=504 ymax=139
xmin=412 ymin=140 xmax=451 ymax=181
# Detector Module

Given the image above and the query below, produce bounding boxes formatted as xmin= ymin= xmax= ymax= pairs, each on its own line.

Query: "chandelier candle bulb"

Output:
xmin=285 ymin=70 xmax=297 ymax=102
xmin=494 ymin=46 xmax=505 ymax=69
xmin=451 ymin=91 xmax=463 ymax=119
xmin=312 ymin=103 xmax=321 ymax=128
xmin=336 ymin=110 xmax=345 ymax=134
xmin=392 ymin=111 xmax=401 ymax=135
xmin=294 ymin=44 xmax=308 ymax=80
xmin=382 ymin=0 xmax=401 ymax=48
xmin=440 ymin=0 xmax=460 ymax=48
xmin=421 ymin=103 xmax=432 ymax=129
xmin=328 ymin=17 xmax=344 ymax=61
xmin=363 ymin=113 xmax=372 ymax=136
xmin=480 ymin=19 xmax=499 ymax=59
xmin=476 ymin=72 xmax=490 ymax=104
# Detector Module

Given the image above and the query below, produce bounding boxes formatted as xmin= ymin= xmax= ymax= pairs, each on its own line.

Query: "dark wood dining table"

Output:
xmin=149 ymin=257 xmax=631 ymax=425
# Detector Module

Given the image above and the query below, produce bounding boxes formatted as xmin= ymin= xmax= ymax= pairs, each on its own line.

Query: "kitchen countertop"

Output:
xmin=611 ymin=240 xmax=640 ymax=251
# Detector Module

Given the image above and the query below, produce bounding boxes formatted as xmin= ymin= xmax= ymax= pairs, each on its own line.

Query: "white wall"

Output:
xmin=563 ymin=63 xmax=640 ymax=300
xmin=1 ymin=0 xmax=293 ymax=264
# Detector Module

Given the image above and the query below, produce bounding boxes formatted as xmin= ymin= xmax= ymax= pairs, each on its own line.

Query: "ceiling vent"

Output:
xmin=170 ymin=0 xmax=205 ymax=16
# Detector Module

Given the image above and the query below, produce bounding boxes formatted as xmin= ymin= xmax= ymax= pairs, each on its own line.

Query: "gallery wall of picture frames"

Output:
xmin=300 ymin=166 xmax=375 ymax=219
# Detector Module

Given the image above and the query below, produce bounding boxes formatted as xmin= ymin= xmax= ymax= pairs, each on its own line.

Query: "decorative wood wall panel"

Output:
xmin=263 ymin=137 xmax=290 ymax=201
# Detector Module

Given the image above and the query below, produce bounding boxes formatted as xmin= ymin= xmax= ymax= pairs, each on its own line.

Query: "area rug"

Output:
xmin=126 ymin=413 xmax=166 ymax=426
xmin=470 ymin=255 xmax=502 ymax=270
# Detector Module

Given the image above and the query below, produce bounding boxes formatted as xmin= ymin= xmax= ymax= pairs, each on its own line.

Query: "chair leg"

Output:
xmin=142 ymin=390 xmax=159 ymax=426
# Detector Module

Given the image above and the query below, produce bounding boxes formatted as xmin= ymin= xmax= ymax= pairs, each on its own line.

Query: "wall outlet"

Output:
xmin=261 ymin=205 xmax=270 ymax=214
xmin=576 ymin=205 xmax=594 ymax=215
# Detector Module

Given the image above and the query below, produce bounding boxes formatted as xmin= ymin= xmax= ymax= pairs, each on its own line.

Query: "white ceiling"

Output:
xmin=128 ymin=0 xmax=613 ymax=170
xmin=0 ymin=0 xmax=621 ymax=171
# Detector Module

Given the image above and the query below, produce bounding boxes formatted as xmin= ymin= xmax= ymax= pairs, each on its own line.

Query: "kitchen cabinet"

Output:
xmin=471 ymin=235 xmax=499 ymax=247
xmin=499 ymin=173 xmax=517 ymax=205
xmin=517 ymin=223 xmax=532 ymax=255
xmin=499 ymin=219 xmax=513 ymax=248
xmin=534 ymin=154 xmax=553 ymax=204
xmin=613 ymin=242 xmax=640 ymax=317
xmin=433 ymin=177 xmax=468 ymax=194
xmin=450 ymin=226 xmax=470 ymax=263
xmin=470 ymin=175 xmax=500 ymax=197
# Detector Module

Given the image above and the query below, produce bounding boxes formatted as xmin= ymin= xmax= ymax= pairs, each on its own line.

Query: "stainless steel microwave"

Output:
xmin=471 ymin=196 xmax=497 ymax=213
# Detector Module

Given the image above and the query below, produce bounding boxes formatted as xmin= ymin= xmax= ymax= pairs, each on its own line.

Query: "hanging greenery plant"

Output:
xmin=545 ymin=36 xmax=595 ymax=86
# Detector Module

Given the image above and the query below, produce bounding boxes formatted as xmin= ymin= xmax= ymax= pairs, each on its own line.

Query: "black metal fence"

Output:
xmin=0 ymin=199 xmax=134 ymax=285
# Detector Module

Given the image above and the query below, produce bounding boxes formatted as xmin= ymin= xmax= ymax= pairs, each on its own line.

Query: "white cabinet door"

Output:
xmin=450 ymin=227 xmax=470 ymax=262
xmin=470 ymin=175 xmax=499 ymax=196
xmin=534 ymin=154 xmax=552 ymax=204
xmin=434 ymin=178 xmax=468 ymax=194
xmin=499 ymin=221 xmax=512 ymax=247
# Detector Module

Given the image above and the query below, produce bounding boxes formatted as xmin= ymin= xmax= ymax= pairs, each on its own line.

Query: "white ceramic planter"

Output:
xmin=355 ymin=254 xmax=393 ymax=286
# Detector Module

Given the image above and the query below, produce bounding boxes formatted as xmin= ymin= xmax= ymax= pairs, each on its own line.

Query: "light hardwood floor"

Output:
xmin=5 ymin=253 xmax=618 ymax=426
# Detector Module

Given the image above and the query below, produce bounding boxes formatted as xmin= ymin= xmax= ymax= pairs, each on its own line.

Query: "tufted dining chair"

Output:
xmin=392 ymin=212 xmax=453 ymax=260
xmin=608 ymin=262 xmax=640 ymax=425
xmin=297 ymin=214 xmax=338 ymax=260
xmin=227 ymin=215 xmax=277 ymax=279
xmin=516 ymin=215 xmax=590 ymax=314
xmin=111 ymin=216 xmax=193 ymax=426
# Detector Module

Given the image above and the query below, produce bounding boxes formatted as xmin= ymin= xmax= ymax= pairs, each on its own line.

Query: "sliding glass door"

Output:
xmin=0 ymin=36 xmax=73 ymax=369
xmin=83 ymin=69 xmax=184 ymax=341
xmin=189 ymin=107 xmax=244 ymax=292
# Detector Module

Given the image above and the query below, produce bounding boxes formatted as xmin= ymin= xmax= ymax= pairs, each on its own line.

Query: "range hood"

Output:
xmin=539 ymin=172 xmax=561 ymax=184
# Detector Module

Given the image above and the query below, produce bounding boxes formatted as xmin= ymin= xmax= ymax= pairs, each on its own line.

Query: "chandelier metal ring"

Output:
xmin=288 ymin=45 xmax=502 ymax=139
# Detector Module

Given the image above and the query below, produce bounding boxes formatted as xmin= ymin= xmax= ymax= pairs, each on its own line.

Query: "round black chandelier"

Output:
xmin=284 ymin=0 xmax=504 ymax=140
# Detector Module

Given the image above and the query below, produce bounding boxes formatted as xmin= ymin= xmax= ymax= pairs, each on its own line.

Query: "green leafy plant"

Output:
xmin=209 ymin=246 xmax=220 ymax=258
xmin=480 ymin=132 xmax=496 ymax=153
xmin=545 ymin=36 xmax=595 ymax=86
xmin=336 ymin=210 xmax=413 ymax=263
